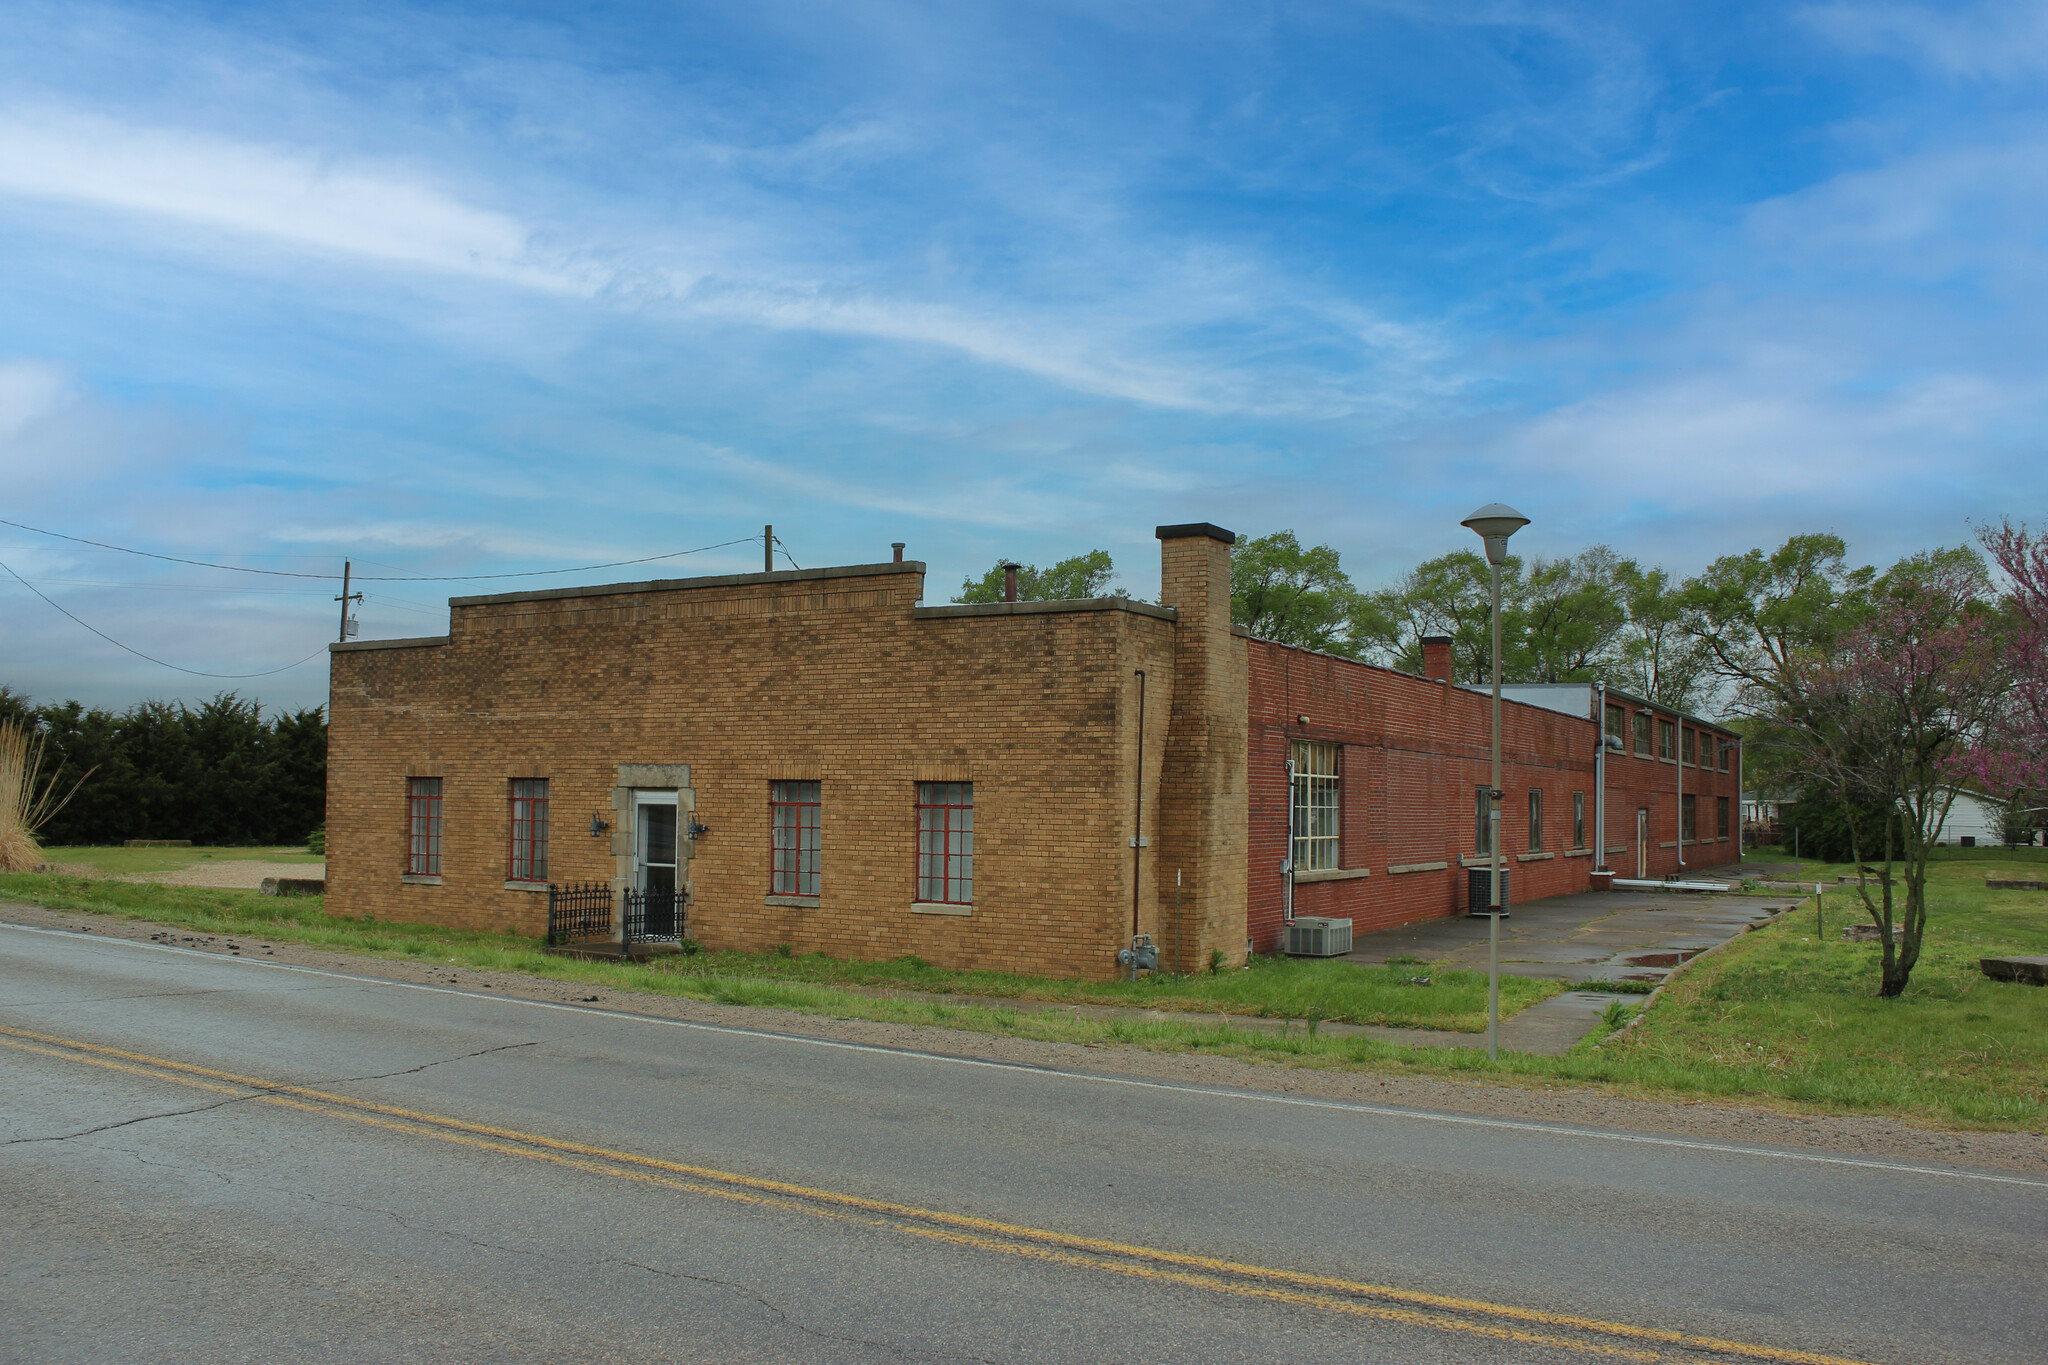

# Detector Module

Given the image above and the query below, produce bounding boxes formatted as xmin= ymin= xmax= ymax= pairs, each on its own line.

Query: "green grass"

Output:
xmin=5 ymin=855 xmax=2045 ymax=1128
xmin=38 ymin=844 xmax=324 ymax=876
xmin=0 ymin=871 xmax=1553 ymax=1033
xmin=639 ymin=945 xmax=1560 ymax=1032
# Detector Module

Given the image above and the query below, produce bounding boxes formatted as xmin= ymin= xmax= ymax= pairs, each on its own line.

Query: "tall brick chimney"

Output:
xmin=1421 ymin=635 xmax=1454 ymax=682
xmin=1153 ymin=523 xmax=1249 ymax=970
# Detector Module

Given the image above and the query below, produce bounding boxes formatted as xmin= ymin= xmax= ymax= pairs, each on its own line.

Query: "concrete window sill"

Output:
xmin=1458 ymin=853 xmax=1511 ymax=868
xmin=1563 ymin=848 xmax=1592 ymax=858
xmin=504 ymin=880 xmax=551 ymax=893
xmin=910 ymin=902 xmax=972 ymax=917
xmin=1516 ymin=851 xmax=1554 ymax=863
xmin=1386 ymin=861 xmax=1449 ymax=874
xmin=765 ymin=894 xmax=820 ymax=909
xmin=1658 ymin=841 xmax=1678 ymax=850
xmin=401 ymin=874 xmax=443 ymax=886
xmin=1293 ymin=867 xmax=1369 ymax=883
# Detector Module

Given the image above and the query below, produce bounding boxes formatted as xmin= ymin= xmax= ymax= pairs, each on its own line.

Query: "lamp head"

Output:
xmin=1461 ymin=502 xmax=1530 ymax=566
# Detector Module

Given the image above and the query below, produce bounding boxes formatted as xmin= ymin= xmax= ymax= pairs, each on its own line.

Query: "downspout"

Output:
xmin=1283 ymin=756 xmax=1296 ymax=930
xmin=1131 ymin=670 xmax=1146 ymax=939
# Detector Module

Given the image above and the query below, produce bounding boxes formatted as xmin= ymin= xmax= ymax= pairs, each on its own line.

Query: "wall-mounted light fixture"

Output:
xmin=589 ymin=813 xmax=611 ymax=838
xmin=688 ymin=817 xmax=710 ymax=840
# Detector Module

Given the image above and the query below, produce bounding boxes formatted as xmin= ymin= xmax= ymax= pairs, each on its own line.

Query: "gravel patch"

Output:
xmin=6 ymin=900 xmax=2043 ymax=1177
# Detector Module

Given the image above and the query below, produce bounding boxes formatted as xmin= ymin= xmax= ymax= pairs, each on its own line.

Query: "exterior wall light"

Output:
xmin=589 ymin=814 xmax=611 ymax=838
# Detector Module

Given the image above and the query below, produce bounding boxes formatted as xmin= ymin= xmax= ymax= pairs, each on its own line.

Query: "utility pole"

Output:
xmin=335 ymin=561 xmax=363 ymax=643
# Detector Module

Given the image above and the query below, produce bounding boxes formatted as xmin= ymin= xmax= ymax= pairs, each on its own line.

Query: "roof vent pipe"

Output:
xmin=892 ymin=542 xmax=905 ymax=564
xmin=1003 ymin=563 xmax=1020 ymax=602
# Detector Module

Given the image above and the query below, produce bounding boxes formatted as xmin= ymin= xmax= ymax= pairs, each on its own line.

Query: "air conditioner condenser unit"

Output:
xmin=1284 ymin=916 xmax=1353 ymax=957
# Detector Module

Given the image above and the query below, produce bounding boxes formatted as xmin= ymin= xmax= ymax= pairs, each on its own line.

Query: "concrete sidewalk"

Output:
xmin=1340 ymin=878 xmax=1794 ymax=987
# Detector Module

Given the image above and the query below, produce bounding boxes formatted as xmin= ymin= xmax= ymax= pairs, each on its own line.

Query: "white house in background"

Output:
xmin=1932 ymin=793 xmax=2002 ymax=846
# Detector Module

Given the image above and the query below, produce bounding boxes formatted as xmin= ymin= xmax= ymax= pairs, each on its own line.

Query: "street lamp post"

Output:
xmin=1462 ymin=502 xmax=1529 ymax=1062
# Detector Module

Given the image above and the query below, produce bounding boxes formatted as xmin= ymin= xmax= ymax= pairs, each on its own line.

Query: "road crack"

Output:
xmin=4 ymin=1093 xmax=262 ymax=1145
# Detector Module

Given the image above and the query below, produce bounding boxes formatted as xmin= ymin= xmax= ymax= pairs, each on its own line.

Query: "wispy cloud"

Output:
xmin=0 ymin=106 xmax=593 ymax=291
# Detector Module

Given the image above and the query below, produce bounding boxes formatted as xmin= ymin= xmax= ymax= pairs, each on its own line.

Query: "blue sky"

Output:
xmin=2 ymin=0 xmax=2044 ymax=713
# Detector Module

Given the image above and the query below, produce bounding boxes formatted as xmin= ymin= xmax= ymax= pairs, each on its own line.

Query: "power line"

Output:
xmin=0 ymin=558 xmax=330 ymax=679
xmin=0 ymin=519 xmax=761 ymax=582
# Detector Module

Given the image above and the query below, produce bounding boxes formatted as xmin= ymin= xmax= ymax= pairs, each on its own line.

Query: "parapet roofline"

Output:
xmin=916 ymin=597 xmax=1177 ymax=622
xmin=1469 ymin=679 xmax=1741 ymax=738
xmin=447 ymin=560 xmax=925 ymax=609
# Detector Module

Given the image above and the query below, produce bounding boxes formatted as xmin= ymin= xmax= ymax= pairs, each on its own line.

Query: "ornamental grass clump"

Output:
xmin=0 ymin=718 xmax=89 ymax=872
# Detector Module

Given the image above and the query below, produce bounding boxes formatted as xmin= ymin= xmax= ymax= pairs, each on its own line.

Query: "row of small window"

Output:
xmin=1288 ymin=741 xmax=1733 ymax=869
xmin=403 ymin=777 xmax=977 ymax=903
xmin=1604 ymin=705 xmax=1733 ymax=769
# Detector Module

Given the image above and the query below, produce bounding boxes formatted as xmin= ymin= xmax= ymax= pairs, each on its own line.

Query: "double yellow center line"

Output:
xmin=0 ymin=1022 xmax=1874 ymax=1365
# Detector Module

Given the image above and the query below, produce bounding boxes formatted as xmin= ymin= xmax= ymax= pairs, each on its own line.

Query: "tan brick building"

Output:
xmin=326 ymin=524 xmax=1248 ymax=979
xmin=328 ymin=519 xmax=1739 ymax=978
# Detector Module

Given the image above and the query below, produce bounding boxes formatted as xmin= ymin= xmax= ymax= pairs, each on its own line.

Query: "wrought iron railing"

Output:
xmin=623 ymin=887 xmax=684 ymax=949
xmin=547 ymin=881 xmax=613 ymax=946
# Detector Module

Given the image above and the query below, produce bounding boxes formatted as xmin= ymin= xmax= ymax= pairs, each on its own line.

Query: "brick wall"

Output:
xmin=328 ymin=561 xmax=1194 ymax=980
xmin=1245 ymin=642 xmax=1743 ymax=953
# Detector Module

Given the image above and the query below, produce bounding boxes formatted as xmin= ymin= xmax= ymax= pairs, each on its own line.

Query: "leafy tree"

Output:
xmin=1614 ymin=563 xmax=1712 ymax=710
xmin=1356 ymin=550 xmax=1494 ymax=677
xmin=1770 ymin=556 xmax=2001 ymax=996
xmin=1515 ymin=547 xmax=1631 ymax=683
xmin=955 ymin=550 xmax=1122 ymax=603
xmin=1230 ymin=532 xmax=1358 ymax=655
xmin=1677 ymin=533 xmax=1876 ymax=716
xmin=1953 ymin=518 xmax=2048 ymax=806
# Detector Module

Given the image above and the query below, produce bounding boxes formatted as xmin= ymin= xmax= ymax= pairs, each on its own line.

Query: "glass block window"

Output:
xmin=1290 ymin=741 xmax=1340 ymax=871
xmin=407 ymin=777 xmax=442 ymax=876
xmin=508 ymin=778 xmax=549 ymax=883
xmin=771 ymin=781 xmax=821 ymax=896
xmin=916 ymin=782 xmax=974 ymax=904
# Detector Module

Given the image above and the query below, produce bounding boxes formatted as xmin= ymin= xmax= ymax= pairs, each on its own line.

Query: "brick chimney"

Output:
xmin=1421 ymin=635 xmax=1454 ymax=682
xmin=1003 ymin=563 xmax=1020 ymax=602
xmin=1153 ymin=523 xmax=1249 ymax=970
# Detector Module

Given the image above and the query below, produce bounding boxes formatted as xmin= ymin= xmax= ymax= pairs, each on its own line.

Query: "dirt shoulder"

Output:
xmin=7 ymin=900 xmax=2043 ymax=1177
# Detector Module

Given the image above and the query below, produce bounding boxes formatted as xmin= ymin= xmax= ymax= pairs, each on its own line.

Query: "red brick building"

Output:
xmin=327 ymin=522 xmax=1739 ymax=975
xmin=1247 ymin=636 xmax=1742 ymax=953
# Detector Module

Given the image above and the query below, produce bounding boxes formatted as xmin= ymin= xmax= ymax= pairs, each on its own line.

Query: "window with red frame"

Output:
xmin=916 ymin=782 xmax=974 ymax=904
xmin=770 ymin=780 xmax=821 ymax=896
xmin=508 ymin=778 xmax=549 ymax=882
xmin=407 ymin=777 xmax=443 ymax=875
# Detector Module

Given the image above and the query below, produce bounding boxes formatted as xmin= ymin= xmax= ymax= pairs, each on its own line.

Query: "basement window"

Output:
xmin=771 ymin=781 xmax=822 ymax=896
xmin=1290 ymin=741 xmax=1340 ymax=871
xmin=508 ymin=778 xmax=550 ymax=883
xmin=407 ymin=777 xmax=443 ymax=876
xmin=916 ymin=782 xmax=974 ymax=904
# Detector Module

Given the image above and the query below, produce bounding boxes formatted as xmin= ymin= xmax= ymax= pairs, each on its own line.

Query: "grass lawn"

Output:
xmin=3 ymin=850 xmax=2044 ymax=1129
xmin=39 ymin=844 xmax=324 ymax=876
xmin=0 ymin=871 xmax=1554 ymax=1033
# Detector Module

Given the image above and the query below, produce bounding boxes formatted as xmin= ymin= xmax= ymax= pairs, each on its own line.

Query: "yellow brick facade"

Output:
xmin=326 ymin=528 xmax=1250 ymax=980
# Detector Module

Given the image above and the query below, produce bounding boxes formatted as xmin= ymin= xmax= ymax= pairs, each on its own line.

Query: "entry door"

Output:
xmin=1636 ymin=808 xmax=1649 ymax=879
xmin=635 ymin=793 xmax=680 ymax=938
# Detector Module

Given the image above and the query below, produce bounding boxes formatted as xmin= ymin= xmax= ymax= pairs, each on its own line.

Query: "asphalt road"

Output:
xmin=3 ymin=921 xmax=2042 ymax=1364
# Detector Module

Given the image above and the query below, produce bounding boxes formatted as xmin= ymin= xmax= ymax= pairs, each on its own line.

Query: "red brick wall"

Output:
xmin=1245 ymin=642 xmax=1743 ymax=952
